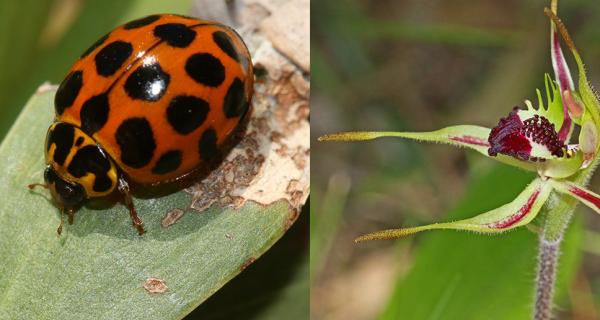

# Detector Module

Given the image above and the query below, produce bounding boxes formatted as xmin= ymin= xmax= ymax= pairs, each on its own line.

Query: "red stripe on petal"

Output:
xmin=489 ymin=190 xmax=540 ymax=229
xmin=449 ymin=135 xmax=490 ymax=147
xmin=551 ymin=30 xmax=574 ymax=143
xmin=552 ymin=31 xmax=573 ymax=92
xmin=569 ymin=186 xmax=600 ymax=210
xmin=557 ymin=115 xmax=571 ymax=142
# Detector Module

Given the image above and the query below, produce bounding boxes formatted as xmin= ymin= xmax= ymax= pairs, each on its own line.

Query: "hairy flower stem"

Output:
xmin=534 ymin=235 xmax=561 ymax=320
xmin=533 ymin=168 xmax=592 ymax=318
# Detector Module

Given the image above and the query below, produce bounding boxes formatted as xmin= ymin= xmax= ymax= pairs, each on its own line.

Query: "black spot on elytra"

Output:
xmin=81 ymin=32 xmax=110 ymax=58
xmin=124 ymin=63 xmax=170 ymax=101
xmin=223 ymin=78 xmax=248 ymax=118
xmin=75 ymin=137 xmax=84 ymax=147
xmin=167 ymin=95 xmax=209 ymax=135
xmin=80 ymin=93 xmax=109 ymax=135
xmin=55 ymin=70 xmax=83 ymax=115
xmin=116 ymin=118 xmax=156 ymax=168
xmin=123 ymin=15 xmax=161 ymax=30
xmin=46 ymin=123 xmax=75 ymax=166
xmin=185 ymin=53 xmax=225 ymax=87
xmin=212 ymin=31 xmax=239 ymax=62
xmin=154 ymin=23 xmax=196 ymax=48
xmin=198 ymin=128 xmax=218 ymax=161
xmin=152 ymin=150 xmax=182 ymax=174
xmin=95 ymin=41 xmax=133 ymax=77
xmin=67 ymin=145 xmax=114 ymax=192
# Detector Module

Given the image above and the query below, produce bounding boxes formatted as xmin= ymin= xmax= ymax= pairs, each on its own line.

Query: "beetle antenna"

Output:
xmin=28 ymin=183 xmax=48 ymax=190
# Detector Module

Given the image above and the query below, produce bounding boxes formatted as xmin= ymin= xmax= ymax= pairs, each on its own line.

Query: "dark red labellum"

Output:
xmin=488 ymin=107 xmax=564 ymax=161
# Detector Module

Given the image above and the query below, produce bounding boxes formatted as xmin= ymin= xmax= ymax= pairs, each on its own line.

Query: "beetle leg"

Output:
xmin=117 ymin=177 xmax=145 ymax=235
xmin=57 ymin=207 xmax=65 ymax=235
xmin=67 ymin=208 xmax=74 ymax=224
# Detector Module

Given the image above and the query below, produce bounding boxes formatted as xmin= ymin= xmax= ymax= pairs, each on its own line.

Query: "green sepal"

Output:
xmin=550 ymin=179 xmax=600 ymax=214
xmin=318 ymin=125 xmax=537 ymax=172
xmin=355 ymin=178 xmax=552 ymax=242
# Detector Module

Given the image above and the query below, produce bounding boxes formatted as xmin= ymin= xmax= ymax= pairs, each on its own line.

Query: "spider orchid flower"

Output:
xmin=319 ymin=7 xmax=600 ymax=243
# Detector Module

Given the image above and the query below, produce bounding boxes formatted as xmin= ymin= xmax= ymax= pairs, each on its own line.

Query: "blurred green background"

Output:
xmin=312 ymin=1 xmax=600 ymax=319
xmin=0 ymin=0 xmax=308 ymax=318
xmin=0 ymin=0 xmax=195 ymax=139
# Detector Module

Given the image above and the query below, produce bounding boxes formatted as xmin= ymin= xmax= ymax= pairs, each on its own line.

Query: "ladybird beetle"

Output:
xmin=29 ymin=14 xmax=253 ymax=235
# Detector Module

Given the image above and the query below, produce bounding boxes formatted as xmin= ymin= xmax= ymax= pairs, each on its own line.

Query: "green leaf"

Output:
xmin=379 ymin=165 xmax=583 ymax=320
xmin=190 ymin=210 xmax=309 ymax=319
xmin=0 ymin=88 xmax=299 ymax=319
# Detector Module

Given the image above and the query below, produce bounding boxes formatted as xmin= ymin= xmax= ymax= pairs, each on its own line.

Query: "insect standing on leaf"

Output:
xmin=29 ymin=14 xmax=254 ymax=235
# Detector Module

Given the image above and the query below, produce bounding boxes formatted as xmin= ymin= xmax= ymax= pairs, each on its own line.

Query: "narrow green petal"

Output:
xmin=355 ymin=178 xmax=552 ymax=242
xmin=319 ymin=125 xmax=484 ymax=146
xmin=319 ymin=125 xmax=537 ymax=172
xmin=318 ymin=125 xmax=490 ymax=153
xmin=550 ymin=179 xmax=600 ymax=214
